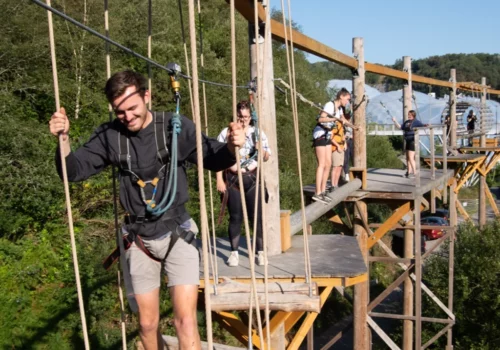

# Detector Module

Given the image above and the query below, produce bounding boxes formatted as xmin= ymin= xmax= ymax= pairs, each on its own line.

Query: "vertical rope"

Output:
xmin=46 ymin=1 xmax=90 ymax=348
xmin=252 ymin=2 xmax=271 ymax=348
xmin=281 ymin=0 xmax=313 ymax=292
xmin=147 ymin=0 xmax=152 ymax=110
xmin=177 ymin=0 xmax=195 ymax=118
xmin=230 ymin=0 xmax=265 ymax=344
xmin=186 ymin=0 xmax=213 ymax=347
xmin=104 ymin=1 xmax=129 ymax=347
xmin=197 ymin=0 xmax=218 ymax=292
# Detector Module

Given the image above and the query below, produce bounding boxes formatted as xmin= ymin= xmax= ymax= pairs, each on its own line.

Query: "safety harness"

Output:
xmin=103 ymin=65 xmax=197 ymax=270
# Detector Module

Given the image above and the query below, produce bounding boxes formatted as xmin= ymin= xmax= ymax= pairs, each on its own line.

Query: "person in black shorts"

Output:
xmin=392 ymin=110 xmax=425 ymax=178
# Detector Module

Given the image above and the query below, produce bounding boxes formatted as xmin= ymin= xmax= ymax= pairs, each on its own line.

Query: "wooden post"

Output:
xmin=352 ymin=37 xmax=369 ymax=350
xmin=403 ymin=56 xmax=412 ymax=130
xmin=449 ymin=69 xmax=457 ymax=148
xmin=447 ymin=178 xmax=457 ymax=350
xmin=415 ymin=131 xmax=421 ymax=188
xmin=479 ymin=77 xmax=487 ymax=227
xmin=402 ymin=57 xmax=414 ymax=350
xmin=414 ymin=196 xmax=422 ymax=350
xmin=249 ymin=19 xmax=281 ymax=255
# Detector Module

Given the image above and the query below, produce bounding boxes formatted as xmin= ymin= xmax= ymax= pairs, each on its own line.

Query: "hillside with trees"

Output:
xmin=1 ymin=0 xmax=498 ymax=348
xmin=312 ymin=53 xmax=500 ymax=99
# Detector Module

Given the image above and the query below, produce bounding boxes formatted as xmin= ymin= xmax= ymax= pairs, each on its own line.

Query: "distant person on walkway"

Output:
xmin=216 ymin=100 xmax=271 ymax=267
xmin=392 ymin=110 xmax=426 ymax=178
xmin=342 ymin=109 xmax=353 ymax=182
xmin=467 ymin=110 xmax=477 ymax=145
xmin=330 ymin=111 xmax=346 ymax=190
xmin=312 ymin=88 xmax=351 ymax=204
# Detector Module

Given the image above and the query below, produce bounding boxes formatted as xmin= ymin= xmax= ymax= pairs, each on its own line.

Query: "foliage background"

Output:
xmin=1 ymin=0 xmax=498 ymax=348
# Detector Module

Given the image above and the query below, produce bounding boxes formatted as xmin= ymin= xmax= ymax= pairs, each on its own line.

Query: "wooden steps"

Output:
xmin=209 ymin=279 xmax=321 ymax=313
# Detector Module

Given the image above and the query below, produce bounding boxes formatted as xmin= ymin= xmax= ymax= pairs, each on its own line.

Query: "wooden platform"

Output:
xmin=199 ymin=235 xmax=367 ymax=286
xmin=304 ymin=168 xmax=454 ymax=201
xmin=423 ymin=153 xmax=485 ymax=163
xmin=459 ymin=146 xmax=500 ymax=152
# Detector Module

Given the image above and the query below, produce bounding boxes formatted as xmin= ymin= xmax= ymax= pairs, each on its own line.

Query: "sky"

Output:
xmin=285 ymin=0 xmax=499 ymax=65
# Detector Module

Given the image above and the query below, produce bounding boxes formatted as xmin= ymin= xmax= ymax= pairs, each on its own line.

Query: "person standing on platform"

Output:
xmin=467 ymin=110 xmax=477 ymax=145
xmin=342 ymin=108 xmax=353 ymax=182
xmin=330 ymin=113 xmax=346 ymax=190
xmin=392 ymin=110 xmax=426 ymax=178
xmin=216 ymin=100 xmax=271 ymax=267
xmin=312 ymin=88 xmax=351 ymax=203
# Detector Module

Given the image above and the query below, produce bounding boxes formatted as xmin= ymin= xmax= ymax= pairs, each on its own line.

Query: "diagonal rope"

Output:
xmin=186 ymin=0 xmax=213 ymax=348
xmin=45 ymin=0 xmax=89 ymax=348
xmin=281 ymin=0 xmax=313 ymax=294
xmin=252 ymin=1 xmax=272 ymax=347
xmin=197 ymin=0 xmax=218 ymax=293
xmin=104 ymin=1 xmax=128 ymax=347
xmin=30 ymin=0 xmax=249 ymax=89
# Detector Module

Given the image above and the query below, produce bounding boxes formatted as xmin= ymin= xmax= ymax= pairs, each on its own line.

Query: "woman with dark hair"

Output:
xmin=216 ymin=101 xmax=271 ymax=267
xmin=392 ymin=110 xmax=426 ymax=178
xmin=312 ymin=88 xmax=351 ymax=203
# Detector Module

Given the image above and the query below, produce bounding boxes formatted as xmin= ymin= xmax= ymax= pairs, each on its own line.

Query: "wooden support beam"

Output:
xmin=263 ymin=311 xmax=292 ymax=337
xmin=369 ymin=313 xmax=454 ymax=324
xmin=213 ymin=311 xmax=262 ymax=349
xmin=456 ymin=199 xmax=472 ymax=222
xmin=228 ymin=0 xmax=500 ymax=96
xmin=287 ymin=312 xmax=319 ymax=350
xmin=367 ymin=201 xmax=412 ymax=249
xmin=455 ymin=161 xmax=483 ymax=192
xmin=367 ymin=316 xmax=401 ymax=350
xmin=484 ymin=185 xmax=500 ymax=217
xmin=210 ymin=293 xmax=321 ymax=313
xmin=422 ymin=324 xmax=454 ymax=350
xmin=214 ymin=279 xmax=318 ymax=296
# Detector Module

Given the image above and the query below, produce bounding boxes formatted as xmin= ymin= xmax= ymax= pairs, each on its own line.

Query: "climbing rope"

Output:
xmin=104 ymin=1 xmax=130 ymax=347
xmin=280 ymin=0 xmax=313 ymax=295
xmin=45 ymin=0 xmax=90 ymax=348
xmin=197 ymin=0 xmax=219 ymax=293
xmin=186 ymin=0 xmax=214 ymax=348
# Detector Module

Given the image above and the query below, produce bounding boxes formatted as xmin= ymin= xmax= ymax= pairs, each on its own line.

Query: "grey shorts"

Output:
xmin=125 ymin=218 xmax=200 ymax=294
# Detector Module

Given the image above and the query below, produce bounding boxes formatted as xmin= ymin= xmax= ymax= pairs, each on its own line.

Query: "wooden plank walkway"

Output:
xmin=304 ymin=168 xmax=455 ymax=200
xmin=200 ymin=235 xmax=366 ymax=281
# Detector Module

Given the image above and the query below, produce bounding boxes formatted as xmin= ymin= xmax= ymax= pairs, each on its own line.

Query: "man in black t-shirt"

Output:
xmin=49 ymin=70 xmax=245 ymax=349
xmin=467 ymin=110 xmax=477 ymax=145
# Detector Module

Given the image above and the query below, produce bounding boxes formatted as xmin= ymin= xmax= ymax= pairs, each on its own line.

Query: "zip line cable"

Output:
xmin=30 ymin=0 xmax=249 ymax=90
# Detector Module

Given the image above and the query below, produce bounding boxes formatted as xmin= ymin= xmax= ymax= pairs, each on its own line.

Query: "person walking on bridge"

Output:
xmin=216 ymin=100 xmax=271 ymax=267
xmin=49 ymin=70 xmax=245 ymax=350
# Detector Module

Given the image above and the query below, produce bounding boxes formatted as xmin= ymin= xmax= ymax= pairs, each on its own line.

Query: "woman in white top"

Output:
xmin=216 ymin=101 xmax=271 ymax=267
xmin=312 ymin=88 xmax=351 ymax=203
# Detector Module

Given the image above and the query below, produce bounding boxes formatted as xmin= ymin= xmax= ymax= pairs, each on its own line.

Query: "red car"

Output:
xmin=420 ymin=217 xmax=447 ymax=240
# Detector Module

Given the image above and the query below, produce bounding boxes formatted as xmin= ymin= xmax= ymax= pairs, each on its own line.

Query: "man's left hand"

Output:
xmin=227 ymin=122 xmax=245 ymax=155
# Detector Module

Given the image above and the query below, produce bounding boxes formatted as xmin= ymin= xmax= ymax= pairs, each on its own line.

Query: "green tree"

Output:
xmin=423 ymin=221 xmax=500 ymax=349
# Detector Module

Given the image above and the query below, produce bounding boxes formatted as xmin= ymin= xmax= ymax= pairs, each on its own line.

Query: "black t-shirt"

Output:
xmin=56 ymin=112 xmax=236 ymax=238
xmin=467 ymin=115 xmax=477 ymax=130
xmin=402 ymin=119 xmax=424 ymax=141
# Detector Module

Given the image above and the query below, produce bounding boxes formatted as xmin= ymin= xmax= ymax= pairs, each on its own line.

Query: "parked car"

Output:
xmin=392 ymin=231 xmax=426 ymax=257
xmin=420 ymin=216 xmax=448 ymax=241
xmin=421 ymin=209 xmax=449 ymax=224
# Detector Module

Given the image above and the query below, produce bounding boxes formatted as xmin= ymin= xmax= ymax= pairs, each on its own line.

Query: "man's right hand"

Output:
xmin=49 ymin=107 xmax=70 ymax=141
